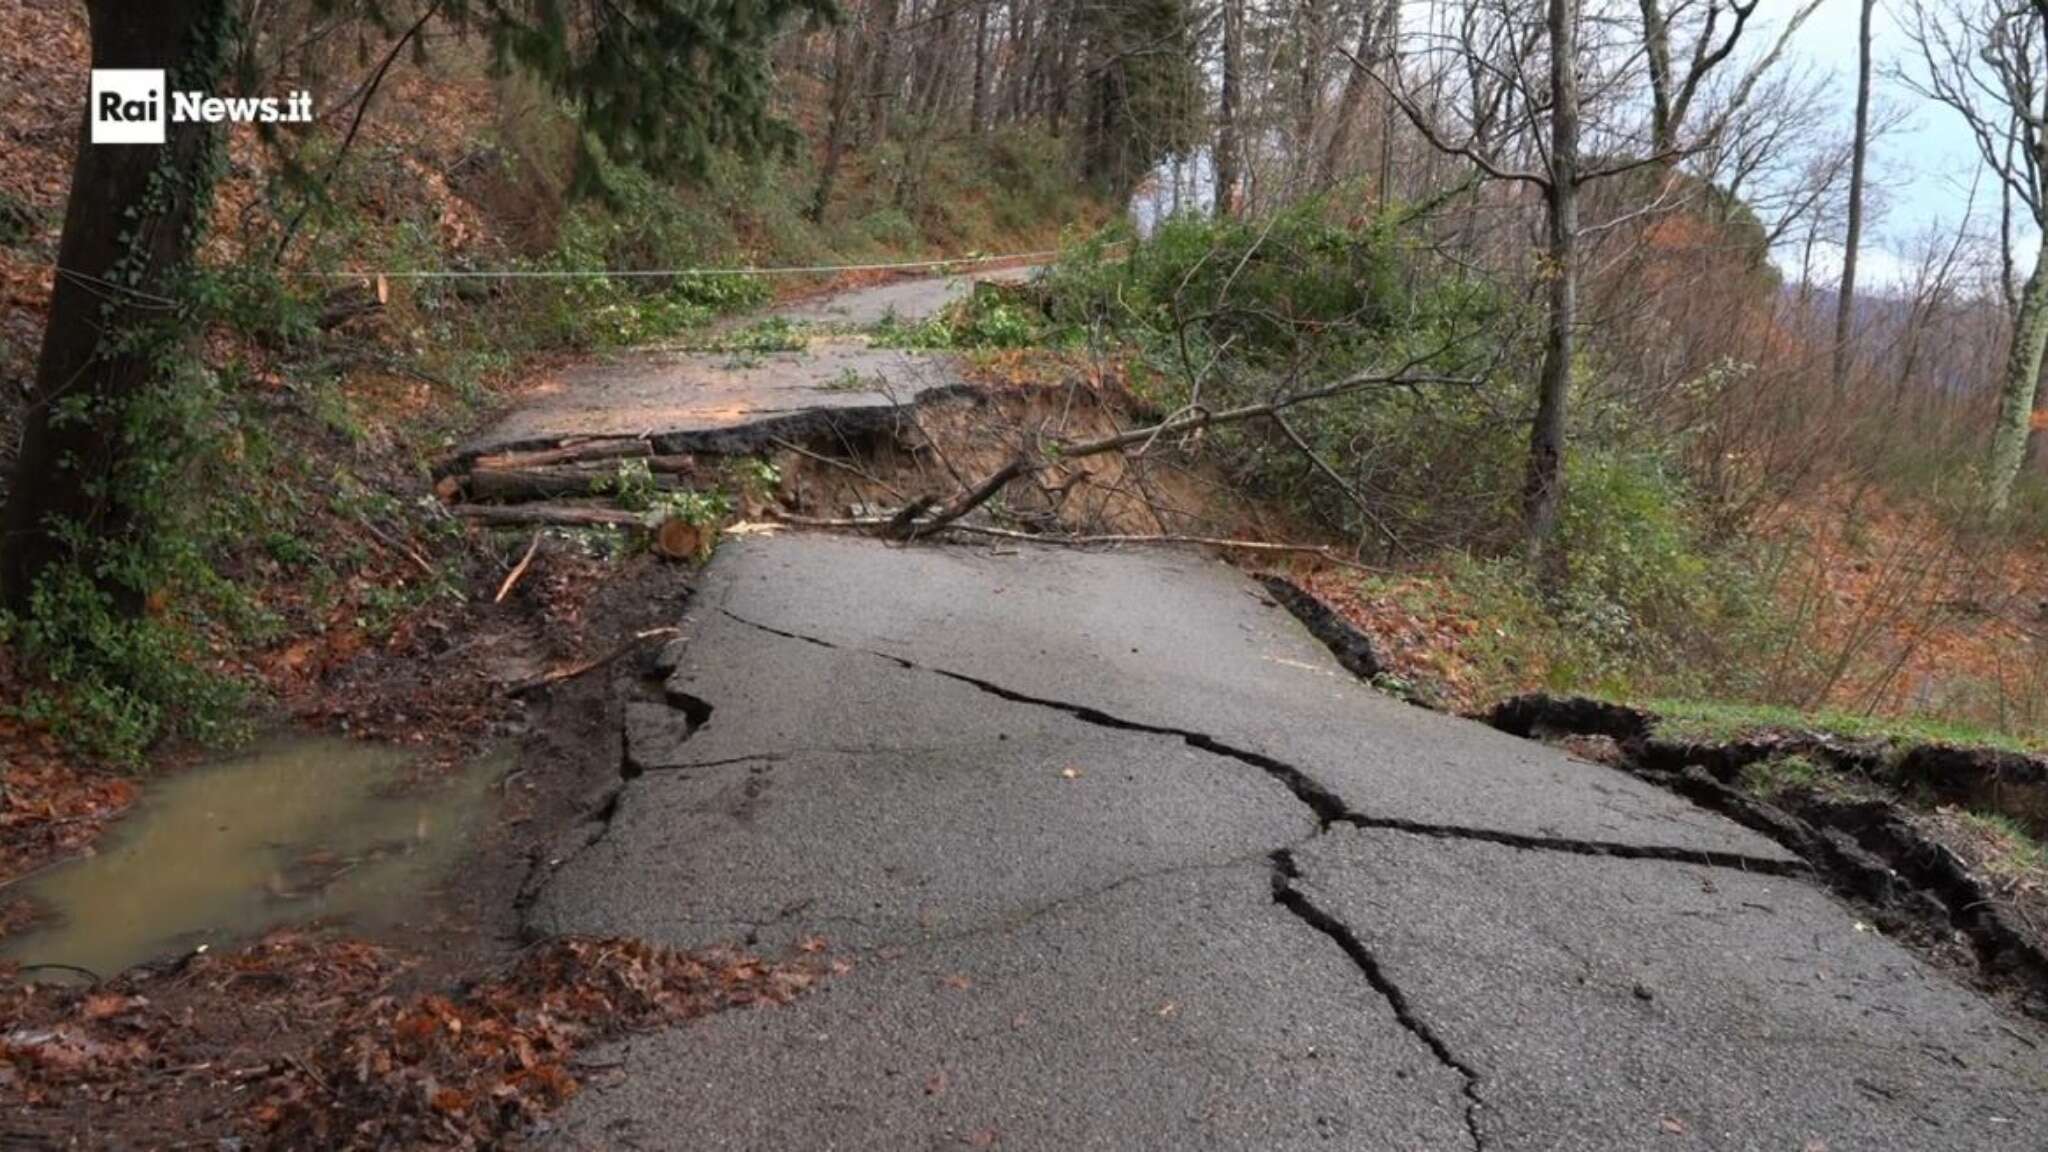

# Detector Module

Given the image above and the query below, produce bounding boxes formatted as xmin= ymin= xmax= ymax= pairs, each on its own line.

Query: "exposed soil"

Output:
xmin=765 ymin=364 xmax=1291 ymax=543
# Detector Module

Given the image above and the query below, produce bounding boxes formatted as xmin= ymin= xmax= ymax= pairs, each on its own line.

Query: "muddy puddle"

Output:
xmin=1 ymin=736 xmax=503 ymax=980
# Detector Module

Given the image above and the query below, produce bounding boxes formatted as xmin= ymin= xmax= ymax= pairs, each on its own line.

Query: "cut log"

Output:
xmin=532 ymin=453 xmax=696 ymax=476
xmin=652 ymin=516 xmax=705 ymax=560
xmin=452 ymin=503 xmax=646 ymax=529
xmin=471 ymin=439 xmax=652 ymax=471
xmin=465 ymin=467 xmax=687 ymax=504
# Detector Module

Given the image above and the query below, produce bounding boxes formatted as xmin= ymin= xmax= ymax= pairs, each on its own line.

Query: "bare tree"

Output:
xmin=1899 ymin=0 xmax=2048 ymax=513
xmin=1833 ymin=0 xmax=1877 ymax=393
xmin=1351 ymin=0 xmax=1813 ymax=564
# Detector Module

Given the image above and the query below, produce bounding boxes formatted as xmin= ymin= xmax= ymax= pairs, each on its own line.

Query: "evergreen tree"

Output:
xmin=1079 ymin=0 xmax=1202 ymax=197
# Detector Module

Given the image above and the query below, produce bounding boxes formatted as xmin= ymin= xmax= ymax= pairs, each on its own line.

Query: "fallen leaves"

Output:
xmin=260 ymin=935 xmax=831 ymax=1149
xmin=0 ymin=929 xmax=831 ymax=1148
xmin=0 ymin=716 xmax=138 ymax=885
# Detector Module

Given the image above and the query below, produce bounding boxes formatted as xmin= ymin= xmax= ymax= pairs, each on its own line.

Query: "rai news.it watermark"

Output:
xmin=90 ymin=69 xmax=313 ymax=145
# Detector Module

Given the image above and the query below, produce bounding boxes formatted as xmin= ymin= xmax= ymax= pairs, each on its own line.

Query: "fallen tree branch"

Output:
xmin=777 ymin=513 xmax=1388 ymax=573
xmin=504 ymin=627 xmax=681 ymax=697
xmin=1270 ymin=411 xmax=1408 ymax=560
xmin=768 ymin=435 xmax=906 ymax=500
xmin=903 ymin=457 xmax=1031 ymax=538
xmin=355 ymin=513 xmax=438 ymax=578
xmin=452 ymin=503 xmax=646 ymax=529
xmin=494 ymin=531 xmax=543 ymax=604
xmin=883 ymin=362 xmax=1480 ymax=538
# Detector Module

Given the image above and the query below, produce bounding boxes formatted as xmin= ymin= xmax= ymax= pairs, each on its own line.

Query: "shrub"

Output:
xmin=1043 ymin=202 xmax=1517 ymax=551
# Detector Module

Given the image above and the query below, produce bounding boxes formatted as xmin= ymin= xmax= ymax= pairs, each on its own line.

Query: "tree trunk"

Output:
xmin=1831 ymin=0 xmax=1875 ymax=393
xmin=1005 ymin=0 xmax=1034 ymax=123
xmin=1318 ymin=4 xmax=1382 ymax=188
xmin=810 ymin=23 xmax=861 ymax=221
xmin=863 ymin=0 xmax=901 ymax=146
xmin=1214 ymin=0 xmax=1243 ymax=218
xmin=1046 ymin=0 xmax=1077 ymax=135
xmin=912 ymin=3 xmax=957 ymax=125
xmin=1291 ymin=0 xmax=1328 ymax=195
xmin=969 ymin=1 xmax=993 ymax=135
xmin=1 ymin=0 xmax=233 ymax=615
xmin=1524 ymin=0 xmax=1578 ymax=567
xmin=1989 ymin=248 xmax=2048 ymax=514
xmin=1637 ymin=0 xmax=1674 ymax=154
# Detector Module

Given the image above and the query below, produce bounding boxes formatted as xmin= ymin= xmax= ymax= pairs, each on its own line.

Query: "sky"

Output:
xmin=1779 ymin=0 xmax=2040 ymax=287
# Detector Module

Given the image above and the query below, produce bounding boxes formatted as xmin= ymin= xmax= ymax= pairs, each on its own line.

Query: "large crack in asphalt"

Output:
xmin=1269 ymin=848 xmax=1486 ymax=1150
xmin=609 ymin=604 xmax=1829 ymax=1149
xmin=705 ymin=605 xmax=1822 ymax=1151
xmin=716 ymin=608 xmax=1805 ymax=876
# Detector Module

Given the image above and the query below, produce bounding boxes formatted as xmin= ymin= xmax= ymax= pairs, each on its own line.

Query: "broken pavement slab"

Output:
xmin=534 ymin=605 xmax=1316 ymax=951
xmin=461 ymin=266 xmax=1041 ymax=460
xmin=1288 ymin=827 xmax=2048 ymax=1149
xmin=701 ymin=532 xmax=1796 ymax=860
xmin=461 ymin=340 xmax=970 ymax=459
xmin=526 ymin=533 xmax=2045 ymax=1148
xmin=765 ymin=263 xmax=1039 ymax=328
xmin=543 ymin=865 xmax=1475 ymax=1152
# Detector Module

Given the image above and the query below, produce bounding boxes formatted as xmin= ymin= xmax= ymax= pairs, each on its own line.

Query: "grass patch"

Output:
xmin=1639 ymin=698 xmax=2046 ymax=755
xmin=1735 ymin=753 xmax=1873 ymax=802
xmin=1948 ymin=811 xmax=2048 ymax=883
xmin=678 ymin=316 xmax=809 ymax=354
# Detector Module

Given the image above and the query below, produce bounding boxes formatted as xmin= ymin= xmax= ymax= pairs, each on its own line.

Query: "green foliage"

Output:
xmin=698 ymin=316 xmax=805 ymax=352
xmin=653 ymin=487 xmax=731 ymax=527
xmin=1437 ymin=445 xmax=1789 ymax=700
xmin=522 ymin=157 xmax=774 ymax=348
xmin=1950 ymin=812 xmax=2048 ymax=880
xmin=1046 ymin=202 xmax=1417 ymax=368
xmin=1553 ymin=446 xmax=1771 ymax=672
xmin=189 ymin=263 xmax=320 ymax=349
xmin=738 ymin=457 xmax=782 ymax=497
xmin=1047 ymin=203 xmax=1515 ymax=550
xmin=608 ymin=458 xmax=662 ymax=512
xmin=868 ymin=282 xmax=1046 ymax=351
xmin=6 ymin=568 xmax=247 ymax=764
xmin=982 ymin=129 xmax=1089 ymax=235
xmin=468 ymin=0 xmax=835 ymax=197
xmin=4 ymin=327 xmax=259 ymax=764
xmin=954 ymin=290 xmax=1039 ymax=349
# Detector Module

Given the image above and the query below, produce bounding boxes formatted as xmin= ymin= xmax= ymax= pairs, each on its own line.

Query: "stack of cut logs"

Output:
xmin=437 ymin=437 xmax=707 ymax=559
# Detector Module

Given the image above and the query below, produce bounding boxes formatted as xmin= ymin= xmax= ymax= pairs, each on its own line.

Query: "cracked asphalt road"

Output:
xmin=462 ymin=267 xmax=1036 ymax=458
xmin=530 ymin=534 xmax=2048 ymax=1150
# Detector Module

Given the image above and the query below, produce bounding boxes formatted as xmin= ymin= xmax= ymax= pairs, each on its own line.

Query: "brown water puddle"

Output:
xmin=1 ymin=736 xmax=502 ymax=980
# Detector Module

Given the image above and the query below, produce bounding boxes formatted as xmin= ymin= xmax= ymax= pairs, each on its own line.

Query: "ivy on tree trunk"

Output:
xmin=1989 ymin=252 xmax=2048 ymax=514
xmin=0 ymin=0 xmax=234 ymax=616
